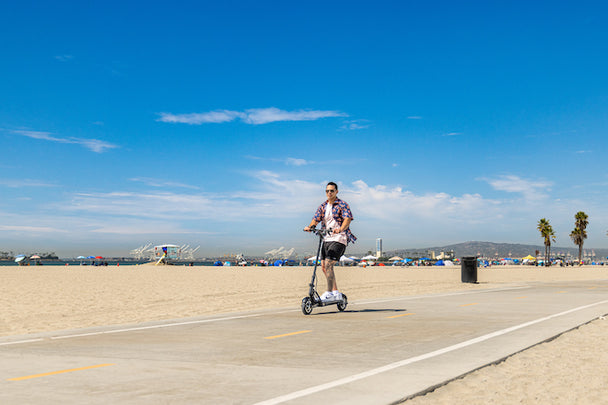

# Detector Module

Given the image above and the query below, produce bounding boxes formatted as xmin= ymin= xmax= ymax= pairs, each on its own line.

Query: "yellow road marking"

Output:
xmin=515 ymin=296 xmax=527 ymax=299
xmin=265 ymin=330 xmax=312 ymax=340
xmin=8 ymin=363 xmax=114 ymax=381
xmin=387 ymin=312 xmax=415 ymax=319
xmin=460 ymin=303 xmax=479 ymax=307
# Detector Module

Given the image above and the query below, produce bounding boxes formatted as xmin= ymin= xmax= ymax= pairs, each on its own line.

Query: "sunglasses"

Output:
xmin=325 ymin=189 xmax=336 ymax=193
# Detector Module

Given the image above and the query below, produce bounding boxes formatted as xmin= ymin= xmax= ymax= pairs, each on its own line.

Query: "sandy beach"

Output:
xmin=2 ymin=264 xmax=607 ymax=403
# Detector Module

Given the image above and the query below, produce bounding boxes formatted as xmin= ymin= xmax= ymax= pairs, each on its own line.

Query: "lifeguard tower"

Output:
xmin=154 ymin=244 xmax=180 ymax=265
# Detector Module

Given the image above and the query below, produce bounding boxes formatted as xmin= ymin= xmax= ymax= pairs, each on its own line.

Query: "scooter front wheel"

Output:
xmin=301 ymin=297 xmax=313 ymax=315
xmin=337 ymin=294 xmax=348 ymax=311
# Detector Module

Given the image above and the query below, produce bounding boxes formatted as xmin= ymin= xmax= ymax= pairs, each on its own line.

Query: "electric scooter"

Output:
xmin=301 ymin=226 xmax=348 ymax=315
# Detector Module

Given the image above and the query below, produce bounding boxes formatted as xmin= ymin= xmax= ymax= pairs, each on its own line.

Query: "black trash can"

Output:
xmin=461 ymin=256 xmax=478 ymax=283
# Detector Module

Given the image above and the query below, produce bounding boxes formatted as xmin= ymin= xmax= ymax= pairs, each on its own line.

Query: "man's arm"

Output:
xmin=335 ymin=217 xmax=352 ymax=234
xmin=304 ymin=221 xmax=319 ymax=232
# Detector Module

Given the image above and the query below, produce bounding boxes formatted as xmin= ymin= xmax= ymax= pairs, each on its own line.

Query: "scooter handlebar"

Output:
xmin=304 ymin=226 xmax=333 ymax=236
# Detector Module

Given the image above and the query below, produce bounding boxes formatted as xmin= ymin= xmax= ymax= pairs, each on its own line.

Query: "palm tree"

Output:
xmin=537 ymin=218 xmax=556 ymax=266
xmin=570 ymin=211 xmax=588 ymax=265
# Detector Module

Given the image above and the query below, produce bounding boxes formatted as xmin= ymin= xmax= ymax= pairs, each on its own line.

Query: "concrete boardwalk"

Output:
xmin=1 ymin=280 xmax=608 ymax=404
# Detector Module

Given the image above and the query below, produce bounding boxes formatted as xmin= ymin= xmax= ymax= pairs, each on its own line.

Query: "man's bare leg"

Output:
xmin=322 ymin=259 xmax=338 ymax=292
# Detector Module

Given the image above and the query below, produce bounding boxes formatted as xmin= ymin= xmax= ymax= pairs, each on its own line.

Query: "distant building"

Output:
xmin=376 ymin=238 xmax=383 ymax=258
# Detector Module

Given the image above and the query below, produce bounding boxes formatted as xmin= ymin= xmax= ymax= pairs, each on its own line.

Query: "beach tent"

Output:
xmin=273 ymin=260 xmax=284 ymax=266
xmin=213 ymin=260 xmax=223 ymax=266
xmin=361 ymin=255 xmax=377 ymax=261
xmin=434 ymin=260 xmax=445 ymax=266
xmin=444 ymin=260 xmax=455 ymax=266
xmin=339 ymin=255 xmax=355 ymax=263
xmin=522 ymin=255 xmax=536 ymax=261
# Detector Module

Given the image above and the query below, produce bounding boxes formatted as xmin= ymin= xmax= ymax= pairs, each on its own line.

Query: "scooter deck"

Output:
xmin=314 ymin=298 xmax=344 ymax=306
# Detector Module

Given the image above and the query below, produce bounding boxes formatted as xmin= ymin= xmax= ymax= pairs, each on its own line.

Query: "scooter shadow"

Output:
xmin=310 ymin=308 xmax=407 ymax=315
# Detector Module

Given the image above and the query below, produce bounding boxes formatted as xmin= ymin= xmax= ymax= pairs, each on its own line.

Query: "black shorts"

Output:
xmin=321 ymin=241 xmax=346 ymax=261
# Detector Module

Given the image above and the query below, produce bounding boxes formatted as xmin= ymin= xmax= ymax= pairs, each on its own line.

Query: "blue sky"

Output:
xmin=1 ymin=1 xmax=607 ymax=257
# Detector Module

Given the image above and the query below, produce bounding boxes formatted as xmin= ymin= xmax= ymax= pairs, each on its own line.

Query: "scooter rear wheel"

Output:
xmin=301 ymin=297 xmax=313 ymax=315
xmin=337 ymin=294 xmax=348 ymax=311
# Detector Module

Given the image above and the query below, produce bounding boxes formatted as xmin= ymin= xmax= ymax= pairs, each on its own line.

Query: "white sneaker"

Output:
xmin=332 ymin=290 xmax=343 ymax=300
xmin=320 ymin=291 xmax=333 ymax=301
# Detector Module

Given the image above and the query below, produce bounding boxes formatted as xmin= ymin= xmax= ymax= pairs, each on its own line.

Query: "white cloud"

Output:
xmin=0 ymin=179 xmax=58 ymax=188
xmin=129 ymin=177 xmax=200 ymax=190
xmin=156 ymin=110 xmax=244 ymax=124
xmin=5 ymin=171 xmax=605 ymax=255
xmin=340 ymin=119 xmax=370 ymax=130
xmin=285 ymin=158 xmax=309 ymax=166
xmin=54 ymin=54 xmax=73 ymax=62
xmin=0 ymin=225 xmax=66 ymax=233
xmin=444 ymin=132 xmax=461 ymax=136
xmin=242 ymin=108 xmax=347 ymax=124
xmin=245 ymin=155 xmax=314 ymax=166
xmin=157 ymin=107 xmax=347 ymax=125
xmin=482 ymin=175 xmax=552 ymax=201
xmin=346 ymin=180 xmax=500 ymax=223
xmin=12 ymin=130 xmax=118 ymax=153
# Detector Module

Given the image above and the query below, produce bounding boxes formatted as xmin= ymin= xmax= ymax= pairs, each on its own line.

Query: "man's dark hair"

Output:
xmin=327 ymin=181 xmax=338 ymax=190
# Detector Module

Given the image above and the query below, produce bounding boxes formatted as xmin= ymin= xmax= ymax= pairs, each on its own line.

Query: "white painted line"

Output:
xmin=51 ymin=313 xmax=267 ymax=340
xmin=254 ymin=299 xmax=608 ymax=405
xmin=355 ymin=286 xmax=530 ymax=305
xmin=0 ymin=338 xmax=44 ymax=347
xmin=0 ymin=285 xmax=529 ymax=346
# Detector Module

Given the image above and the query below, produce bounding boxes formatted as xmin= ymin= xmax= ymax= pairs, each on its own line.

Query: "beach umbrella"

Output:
xmin=388 ymin=256 xmax=403 ymax=261
xmin=87 ymin=256 xmax=95 ymax=259
xmin=434 ymin=260 xmax=445 ymax=266
xmin=15 ymin=255 xmax=26 ymax=263
xmin=339 ymin=255 xmax=355 ymax=262
xmin=30 ymin=255 xmax=41 ymax=259
xmin=402 ymin=258 xmax=412 ymax=262
xmin=95 ymin=256 xmax=103 ymax=259
xmin=361 ymin=255 xmax=377 ymax=261
xmin=77 ymin=256 xmax=85 ymax=259
xmin=420 ymin=257 xmax=431 ymax=261
xmin=214 ymin=260 xmax=223 ymax=266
